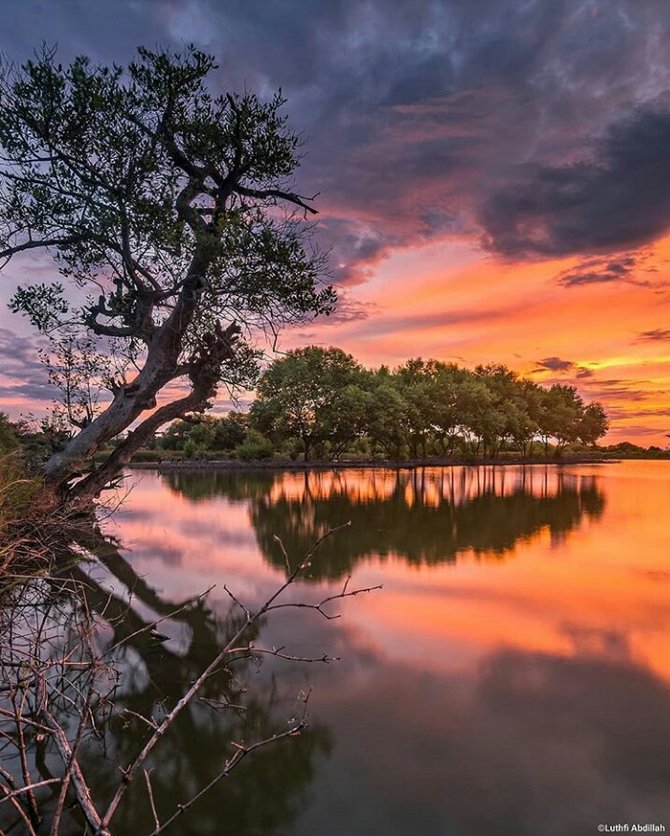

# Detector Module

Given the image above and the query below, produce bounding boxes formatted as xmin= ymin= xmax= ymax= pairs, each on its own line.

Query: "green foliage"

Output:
xmin=250 ymin=346 xmax=368 ymax=461
xmin=246 ymin=349 xmax=611 ymax=462
xmin=157 ymin=412 xmax=249 ymax=455
xmin=212 ymin=412 xmax=248 ymax=450
xmin=0 ymin=413 xmax=19 ymax=452
xmin=235 ymin=429 xmax=274 ymax=461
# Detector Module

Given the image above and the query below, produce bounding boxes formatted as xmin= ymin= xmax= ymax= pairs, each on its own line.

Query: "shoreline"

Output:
xmin=127 ymin=454 xmax=628 ymax=473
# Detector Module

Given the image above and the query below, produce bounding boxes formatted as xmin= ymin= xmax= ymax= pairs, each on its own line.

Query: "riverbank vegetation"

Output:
xmin=136 ymin=347 xmax=627 ymax=464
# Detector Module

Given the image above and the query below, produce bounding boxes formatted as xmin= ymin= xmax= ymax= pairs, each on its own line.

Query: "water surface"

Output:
xmin=103 ymin=461 xmax=670 ymax=835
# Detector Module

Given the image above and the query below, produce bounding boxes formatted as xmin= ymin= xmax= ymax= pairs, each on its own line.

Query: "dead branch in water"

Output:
xmin=0 ymin=523 xmax=381 ymax=834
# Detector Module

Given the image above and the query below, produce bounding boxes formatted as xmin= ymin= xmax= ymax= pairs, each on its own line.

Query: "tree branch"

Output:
xmin=235 ymin=185 xmax=318 ymax=215
xmin=0 ymin=234 xmax=85 ymax=262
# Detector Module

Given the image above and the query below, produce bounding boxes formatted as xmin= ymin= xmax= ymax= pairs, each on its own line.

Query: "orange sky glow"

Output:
xmin=1 ymin=1 xmax=670 ymax=446
xmin=286 ymin=233 xmax=670 ymax=445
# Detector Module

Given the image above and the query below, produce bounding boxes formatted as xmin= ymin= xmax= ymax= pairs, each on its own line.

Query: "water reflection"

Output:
xmin=0 ymin=535 xmax=330 ymax=835
xmin=290 ymin=631 xmax=670 ymax=836
xmin=5 ymin=462 xmax=669 ymax=835
xmin=164 ymin=467 xmax=605 ymax=580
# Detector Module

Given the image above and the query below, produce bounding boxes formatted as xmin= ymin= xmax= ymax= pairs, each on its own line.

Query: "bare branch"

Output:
xmin=149 ymin=690 xmax=312 ymax=836
xmin=144 ymin=768 xmax=161 ymax=832
xmin=235 ymin=184 xmax=318 ymax=215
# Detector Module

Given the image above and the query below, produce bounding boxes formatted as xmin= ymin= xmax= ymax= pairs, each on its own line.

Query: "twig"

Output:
xmin=143 ymin=769 xmax=160 ymax=832
xmin=149 ymin=690 xmax=312 ymax=835
xmin=98 ymin=522 xmax=353 ymax=831
xmin=0 ymin=784 xmax=39 ymax=836
xmin=0 ymin=776 xmax=61 ymax=801
xmin=104 ymin=585 xmax=215 ymax=656
xmin=267 ymin=576 xmax=383 ymax=620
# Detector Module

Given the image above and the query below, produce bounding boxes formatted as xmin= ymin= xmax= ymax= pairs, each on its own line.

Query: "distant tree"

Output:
xmin=212 ymin=412 xmax=248 ymax=450
xmin=394 ymin=359 xmax=438 ymax=457
xmin=212 ymin=348 xmax=611 ymax=463
xmin=250 ymin=347 xmax=365 ymax=461
xmin=512 ymin=380 xmax=543 ymax=456
xmin=365 ymin=376 xmax=409 ymax=459
xmin=157 ymin=412 xmax=248 ymax=455
xmin=456 ymin=378 xmax=502 ymax=457
xmin=0 ymin=412 xmax=19 ymax=452
xmin=0 ymin=47 xmax=333 ymax=506
xmin=427 ymin=362 xmax=469 ymax=456
xmin=474 ymin=364 xmax=531 ymax=457
xmin=538 ymin=385 xmax=584 ymax=454
xmin=578 ymin=402 xmax=609 ymax=446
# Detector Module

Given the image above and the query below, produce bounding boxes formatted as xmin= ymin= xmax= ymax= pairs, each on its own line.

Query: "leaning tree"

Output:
xmin=0 ymin=46 xmax=334 ymax=506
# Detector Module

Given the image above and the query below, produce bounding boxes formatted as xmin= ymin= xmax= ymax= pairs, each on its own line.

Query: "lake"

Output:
xmin=83 ymin=461 xmax=670 ymax=834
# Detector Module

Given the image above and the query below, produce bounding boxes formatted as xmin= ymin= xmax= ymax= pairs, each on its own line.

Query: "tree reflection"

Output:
xmin=0 ymin=534 xmax=330 ymax=835
xmin=164 ymin=466 xmax=606 ymax=580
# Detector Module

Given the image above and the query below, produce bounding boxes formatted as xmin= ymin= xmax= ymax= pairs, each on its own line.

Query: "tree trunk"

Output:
xmin=43 ymin=250 xmax=214 ymax=504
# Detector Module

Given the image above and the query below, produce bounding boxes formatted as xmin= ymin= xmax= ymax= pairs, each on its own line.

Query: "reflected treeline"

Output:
xmin=0 ymin=534 xmax=330 ymax=835
xmin=164 ymin=467 xmax=606 ymax=580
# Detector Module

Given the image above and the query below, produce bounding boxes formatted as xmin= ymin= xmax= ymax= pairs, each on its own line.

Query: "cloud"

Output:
xmin=535 ymin=356 xmax=574 ymax=372
xmin=337 ymin=305 xmax=511 ymax=340
xmin=637 ymin=328 xmax=670 ymax=342
xmin=532 ymin=356 xmax=596 ymax=379
xmin=481 ymin=106 xmax=670 ymax=259
xmin=2 ymin=0 xmax=670 ymax=287
xmin=557 ymin=255 xmax=642 ymax=288
xmin=613 ymin=407 xmax=670 ymax=419
xmin=579 ymin=379 xmax=654 ymax=403
xmin=607 ymin=424 xmax=667 ymax=437
xmin=78 ymin=0 xmax=670 ymax=282
xmin=320 ymin=293 xmax=378 ymax=325
xmin=0 ymin=382 xmax=56 ymax=402
xmin=0 ymin=328 xmax=55 ymax=411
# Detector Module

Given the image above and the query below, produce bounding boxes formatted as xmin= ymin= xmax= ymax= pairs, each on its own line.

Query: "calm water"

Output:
xmin=95 ymin=462 xmax=670 ymax=834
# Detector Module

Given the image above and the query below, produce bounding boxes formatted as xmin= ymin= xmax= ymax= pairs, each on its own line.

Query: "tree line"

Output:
xmin=151 ymin=346 xmax=609 ymax=462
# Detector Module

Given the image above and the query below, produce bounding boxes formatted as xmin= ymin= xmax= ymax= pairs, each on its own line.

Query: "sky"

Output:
xmin=0 ymin=0 xmax=670 ymax=444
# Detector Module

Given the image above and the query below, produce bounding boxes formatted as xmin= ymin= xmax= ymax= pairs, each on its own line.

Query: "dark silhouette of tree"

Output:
xmin=0 ymin=46 xmax=332 ymax=506
xmin=163 ymin=467 xmax=606 ymax=581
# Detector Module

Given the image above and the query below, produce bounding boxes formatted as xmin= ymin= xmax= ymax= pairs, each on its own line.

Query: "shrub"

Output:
xmin=235 ymin=431 xmax=275 ymax=461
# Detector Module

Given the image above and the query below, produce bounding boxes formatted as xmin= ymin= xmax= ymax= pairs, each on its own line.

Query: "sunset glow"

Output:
xmin=1 ymin=1 xmax=670 ymax=444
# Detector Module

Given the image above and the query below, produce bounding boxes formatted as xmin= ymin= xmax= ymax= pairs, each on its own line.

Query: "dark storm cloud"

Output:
xmin=481 ymin=106 xmax=670 ymax=258
xmin=1 ymin=0 xmax=670 ymax=284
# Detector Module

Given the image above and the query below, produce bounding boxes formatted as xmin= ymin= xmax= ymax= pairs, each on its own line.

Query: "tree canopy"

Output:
xmin=0 ymin=46 xmax=333 ymax=504
xmin=249 ymin=346 xmax=369 ymax=461
xmin=244 ymin=348 xmax=609 ymax=461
